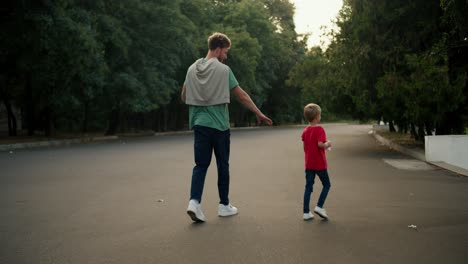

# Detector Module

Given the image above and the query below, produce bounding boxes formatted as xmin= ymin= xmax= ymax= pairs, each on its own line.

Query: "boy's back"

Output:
xmin=302 ymin=125 xmax=328 ymax=171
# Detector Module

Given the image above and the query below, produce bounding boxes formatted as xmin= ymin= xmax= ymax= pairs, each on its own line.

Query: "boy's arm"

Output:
xmin=317 ymin=127 xmax=330 ymax=149
xmin=318 ymin=141 xmax=331 ymax=149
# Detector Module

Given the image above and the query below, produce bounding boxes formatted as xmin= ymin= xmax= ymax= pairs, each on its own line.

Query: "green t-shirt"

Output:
xmin=188 ymin=68 xmax=238 ymax=131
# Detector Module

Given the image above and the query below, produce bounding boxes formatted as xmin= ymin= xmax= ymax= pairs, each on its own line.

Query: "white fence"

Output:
xmin=425 ymin=135 xmax=468 ymax=170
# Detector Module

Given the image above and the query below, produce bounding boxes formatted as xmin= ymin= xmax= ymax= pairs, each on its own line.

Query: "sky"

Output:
xmin=290 ymin=0 xmax=343 ymax=49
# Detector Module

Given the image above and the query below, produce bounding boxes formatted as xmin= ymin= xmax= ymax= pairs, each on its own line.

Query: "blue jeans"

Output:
xmin=303 ymin=169 xmax=331 ymax=213
xmin=190 ymin=125 xmax=230 ymax=205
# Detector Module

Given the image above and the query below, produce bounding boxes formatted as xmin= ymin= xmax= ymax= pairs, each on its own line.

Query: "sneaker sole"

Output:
xmin=218 ymin=212 xmax=238 ymax=217
xmin=303 ymin=217 xmax=314 ymax=221
xmin=187 ymin=210 xmax=204 ymax=222
xmin=314 ymin=211 xmax=328 ymax=219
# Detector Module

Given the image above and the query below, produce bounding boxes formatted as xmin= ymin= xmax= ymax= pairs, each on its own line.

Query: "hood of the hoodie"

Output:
xmin=195 ymin=58 xmax=218 ymax=81
xmin=185 ymin=57 xmax=230 ymax=106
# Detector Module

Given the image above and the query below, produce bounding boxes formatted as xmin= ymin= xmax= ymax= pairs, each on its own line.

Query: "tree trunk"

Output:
xmin=82 ymin=101 xmax=89 ymax=134
xmin=162 ymin=105 xmax=168 ymax=132
xmin=5 ymin=99 xmax=17 ymax=136
xmin=44 ymin=106 xmax=55 ymax=137
xmin=105 ymin=107 xmax=120 ymax=135
xmin=425 ymin=121 xmax=433 ymax=136
xmin=410 ymin=122 xmax=418 ymax=140
xmin=25 ymin=73 xmax=35 ymax=136
xmin=0 ymin=89 xmax=17 ymax=136
xmin=389 ymin=120 xmax=396 ymax=132
xmin=417 ymin=123 xmax=425 ymax=142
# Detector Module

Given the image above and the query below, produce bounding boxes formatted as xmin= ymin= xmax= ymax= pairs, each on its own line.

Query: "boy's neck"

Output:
xmin=308 ymin=120 xmax=319 ymax=126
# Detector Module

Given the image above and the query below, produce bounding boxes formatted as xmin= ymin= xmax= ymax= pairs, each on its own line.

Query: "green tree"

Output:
xmin=2 ymin=0 xmax=311 ymax=137
xmin=304 ymin=0 xmax=467 ymax=139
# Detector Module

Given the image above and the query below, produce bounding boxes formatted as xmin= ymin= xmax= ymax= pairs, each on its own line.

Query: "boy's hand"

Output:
xmin=325 ymin=141 xmax=332 ymax=151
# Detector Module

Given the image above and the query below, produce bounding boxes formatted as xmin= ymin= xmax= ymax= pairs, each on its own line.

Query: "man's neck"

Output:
xmin=205 ymin=50 xmax=224 ymax=62
xmin=205 ymin=51 xmax=217 ymax=60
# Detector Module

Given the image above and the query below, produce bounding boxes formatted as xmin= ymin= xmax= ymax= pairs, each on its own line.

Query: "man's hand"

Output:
xmin=256 ymin=113 xmax=273 ymax=126
xmin=232 ymin=86 xmax=273 ymax=126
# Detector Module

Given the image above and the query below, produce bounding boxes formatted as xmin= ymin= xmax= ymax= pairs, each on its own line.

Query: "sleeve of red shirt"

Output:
xmin=317 ymin=126 xmax=327 ymax=143
xmin=301 ymin=129 xmax=307 ymax=152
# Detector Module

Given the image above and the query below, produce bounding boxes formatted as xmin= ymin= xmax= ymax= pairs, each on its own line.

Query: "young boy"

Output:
xmin=301 ymin=103 xmax=331 ymax=220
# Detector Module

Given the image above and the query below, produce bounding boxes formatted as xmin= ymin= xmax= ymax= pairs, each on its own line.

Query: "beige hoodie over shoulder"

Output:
xmin=185 ymin=58 xmax=230 ymax=106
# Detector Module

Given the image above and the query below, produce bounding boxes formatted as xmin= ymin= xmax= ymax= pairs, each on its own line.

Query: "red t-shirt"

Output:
xmin=301 ymin=125 xmax=327 ymax=170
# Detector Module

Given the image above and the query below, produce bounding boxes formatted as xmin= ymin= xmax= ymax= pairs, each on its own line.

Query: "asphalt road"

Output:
xmin=1 ymin=124 xmax=467 ymax=264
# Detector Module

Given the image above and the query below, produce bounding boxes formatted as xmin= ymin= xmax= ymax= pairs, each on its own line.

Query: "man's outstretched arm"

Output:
xmin=181 ymin=84 xmax=186 ymax=103
xmin=232 ymin=86 xmax=273 ymax=125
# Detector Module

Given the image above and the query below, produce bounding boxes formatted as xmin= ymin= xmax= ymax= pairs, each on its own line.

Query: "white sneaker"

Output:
xmin=314 ymin=206 xmax=328 ymax=219
xmin=187 ymin=199 xmax=205 ymax=222
xmin=218 ymin=203 xmax=238 ymax=217
xmin=303 ymin=212 xmax=314 ymax=220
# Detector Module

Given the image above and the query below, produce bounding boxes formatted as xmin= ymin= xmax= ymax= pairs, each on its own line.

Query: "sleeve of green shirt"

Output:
xmin=228 ymin=68 xmax=239 ymax=90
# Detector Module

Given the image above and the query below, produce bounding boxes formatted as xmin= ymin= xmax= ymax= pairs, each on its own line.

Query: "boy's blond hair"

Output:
xmin=304 ymin=103 xmax=321 ymax=122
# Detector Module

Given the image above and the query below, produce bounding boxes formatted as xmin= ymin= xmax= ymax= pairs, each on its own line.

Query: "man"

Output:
xmin=181 ymin=32 xmax=273 ymax=222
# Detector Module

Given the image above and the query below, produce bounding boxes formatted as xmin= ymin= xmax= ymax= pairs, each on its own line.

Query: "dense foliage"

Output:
xmin=1 ymin=0 xmax=305 ymax=136
xmin=290 ymin=0 xmax=468 ymax=140
xmin=2 ymin=0 xmax=466 ymax=140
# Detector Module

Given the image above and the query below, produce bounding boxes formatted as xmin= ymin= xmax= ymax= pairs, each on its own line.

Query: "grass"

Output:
xmin=377 ymin=130 xmax=425 ymax=150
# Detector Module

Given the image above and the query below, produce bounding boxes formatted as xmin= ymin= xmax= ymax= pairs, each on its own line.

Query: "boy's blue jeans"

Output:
xmin=303 ymin=169 xmax=331 ymax=213
xmin=190 ymin=125 xmax=230 ymax=205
